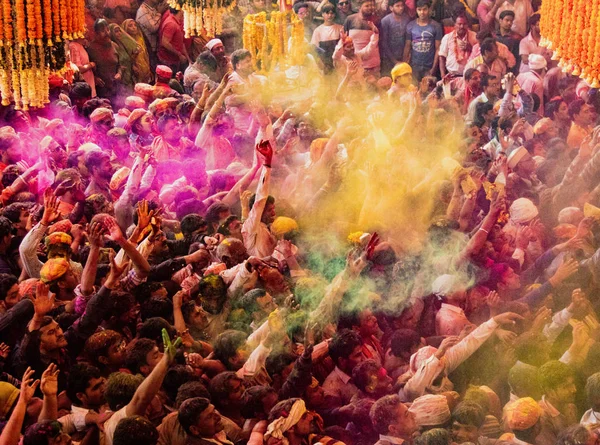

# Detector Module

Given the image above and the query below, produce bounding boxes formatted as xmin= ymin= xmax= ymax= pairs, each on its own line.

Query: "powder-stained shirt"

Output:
xmin=406 ymin=19 xmax=443 ymax=69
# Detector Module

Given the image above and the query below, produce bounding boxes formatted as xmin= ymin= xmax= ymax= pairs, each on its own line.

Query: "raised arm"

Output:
xmin=104 ymin=216 xmax=151 ymax=278
xmin=0 ymin=368 xmax=39 ymax=445
xmin=126 ymin=330 xmax=181 ymax=416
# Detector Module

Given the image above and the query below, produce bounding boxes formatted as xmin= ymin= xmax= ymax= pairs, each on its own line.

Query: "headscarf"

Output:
xmin=121 ymin=19 xmax=153 ymax=83
xmin=509 ymin=198 xmax=539 ymax=224
xmin=109 ymin=24 xmax=136 ymax=88
xmin=265 ymin=399 xmax=308 ymax=445
xmin=40 ymin=258 xmax=70 ymax=283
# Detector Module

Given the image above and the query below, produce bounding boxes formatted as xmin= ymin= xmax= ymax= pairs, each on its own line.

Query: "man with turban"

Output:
xmin=85 ymin=107 xmax=115 ymax=149
xmin=500 ymin=397 xmax=543 ymax=445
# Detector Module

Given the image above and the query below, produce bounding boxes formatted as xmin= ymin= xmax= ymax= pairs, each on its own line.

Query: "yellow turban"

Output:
xmin=110 ymin=167 xmax=131 ymax=191
xmin=45 ymin=231 xmax=72 ymax=247
xmin=271 ymin=217 xmax=299 ymax=237
xmin=503 ymin=397 xmax=542 ymax=431
xmin=391 ymin=63 xmax=412 ymax=81
xmin=0 ymin=382 xmax=19 ymax=418
xmin=40 ymin=258 xmax=70 ymax=284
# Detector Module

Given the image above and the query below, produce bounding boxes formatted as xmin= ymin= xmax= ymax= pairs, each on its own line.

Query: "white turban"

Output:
xmin=409 ymin=394 xmax=451 ymax=426
xmin=265 ymin=400 xmax=307 ymax=445
xmin=507 ymin=146 xmax=529 ymax=169
xmin=509 ymin=198 xmax=539 ymax=224
xmin=206 ymin=38 xmax=223 ymax=51
xmin=431 ymin=274 xmax=457 ymax=297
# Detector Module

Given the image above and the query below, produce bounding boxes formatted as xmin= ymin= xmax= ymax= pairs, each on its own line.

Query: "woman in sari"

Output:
xmin=108 ymin=23 xmax=138 ymax=92
xmin=122 ymin=18 xmax=154 ymax=83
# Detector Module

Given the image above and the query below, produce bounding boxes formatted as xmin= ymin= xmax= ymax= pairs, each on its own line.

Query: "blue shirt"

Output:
xmin=405 ymin=19 xmax=443 ymax=68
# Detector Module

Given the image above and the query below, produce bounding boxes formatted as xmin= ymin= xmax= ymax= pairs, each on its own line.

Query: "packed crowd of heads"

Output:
xmin=0 ymin=0 xmax=600 ymax=444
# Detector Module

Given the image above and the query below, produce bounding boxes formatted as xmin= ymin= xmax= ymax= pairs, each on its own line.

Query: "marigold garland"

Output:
xmin=540 ymin=0 xmax=600 ymax=87
xmin=169 ymin=0 xmax=237 ymax=38
xmin=242 ymin=10 xmax=305 ymax=73
xmin=0 ymin=0 xmax=85 ymax=108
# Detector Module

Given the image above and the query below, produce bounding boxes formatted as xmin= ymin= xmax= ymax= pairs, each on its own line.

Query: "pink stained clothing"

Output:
xmin=311 ymin=23 xmax=343 ymax=45
xmin=495 ymin=0 xmax=533 ymax=38
xmin=194 ymin=124 xmax=237 ymax=171
xmin=435 ymin=303 xmax=471 ymax=336
xmin=157 ymin=12 xmax=186 ymax=66
xmin=332 ymin=32 xmax=379 ymax=79
xmin=69 ymin=42 xmax=96 ymax=97
xmin=241 ymin=166 xmax=277 ymax=258
xmin=476 ymin=0 xmax=497 ymax=33
xmin=519 ymin=33 xmax=552 ymax=73
xmin=348 ymin=29 xmax=380 ymax=70
xmin=150 ymin=135 xmax=193 ymax=162
xmin=517 ymin=70 xmax=545 ymax=115
xmin=439 ymin=30 xmax=478 ymax=75
xmin=464 ymin=55 xmax=508 ymax=81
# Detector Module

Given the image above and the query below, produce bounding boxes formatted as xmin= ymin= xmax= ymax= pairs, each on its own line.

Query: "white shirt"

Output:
xmin=101 ymin=406 xmax=128 ymax=445
xmin=241 ymin=166 xmax=277 ymax=258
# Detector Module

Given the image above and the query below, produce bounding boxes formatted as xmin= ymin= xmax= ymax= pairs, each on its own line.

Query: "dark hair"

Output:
xmin=238 ymin=288 xmax=268 ymax=314
xmin=414 ymin=428 xmax=451 ymax=445
xmin=480 ymin=74 xmax=497 ymax=89
xmin=1 ymin=166 xmax=19 ymax=188
xmin=352 ymin=359 xmax=381 ymax=392
xmin=67 ymin=363 xmax=103 ymax=406
xmin=322 ymin=2 xmax=336 ymax=12
xmin=217 ymin=215 xmax=240 ymax=236
xmin=179 ymin=397 xmax=211 ymax=434
xmin=2 ymin=202 xmax=30 ymax=224
xmin=585 ymin=373 xmax=600 ymax=406
xmin=198 ymin=51 xmax=218 ymax=71
xmin=464 ymin=68 xmax=478 ymax=81
xmin=209 ymin=372 xmax=243 ymax=409
xmin=138 ymin=317 xmax=176 ymax=344
xmin=452 ymin=401 xmax=485 ymax=428
xmin=370 ymin=395 xmax=403 ymax=434
xmin=84 ymin=150 xmax=109 ymax=173
xmin=529 ymin=13 xmax=540 ymax=26
xmin=163 ymin=365 xmax=196 ymax=403
xmin=474 ymin=102 xmax=494 ymax=126
xmin=125 ymin=338 xmax=157 ymax=374
xmin=0 ymin=273 xmax=18 ymax=300
xmin=568 ymin=98 xmax=586 ymax=119
xmin=498 ymin=9 xmax=515 ymax=19
xmin=293 ymin=2 xmax=309 ymax=12
xmin=390 ymin=329 xmax=421 ymax=357
xmin=416 ymin=0 xmax=431 ymax=7
xmin=545 ymin=97 xmax=566 ymax=119
xmin=231 ymin=49 xmax=252 ymax=70
xmin=0 ymin=216 xmax=13 ymax=239
xmin=113 ymin=416 xmax=158 ymax=445
xmin=212 ymin=330 xmax=247 ymax=369
xmin=176 ymin=382 xmax=211 ymax=408
xmin=265 ymin=351 xmax=297 ymax=378
xmin=241 ymin=386 xmax=278 ymax=418
xmin=23 ymin=421 xmax=63 ymax=445
xmin=70 ymin=82 xmax=92 ymax=101
xmin=538 ymin=360 xmax=574 ymax=392
xmin=556 ymin=425 xmax=592 ymax=445
xmin=480 ymin=38 xmax=497 ymax=56
xmin=84 ymin=329 xmax=123 ymax=366
xmin=181 ymin=213 xmax=206 ymax=236
xmin=94 ymin=18 xmax=109 ymax=33
xmin=105 ymin=372 xmax=144 ymax=411
xmin=157 ymin=114 xmax=179 ymax=133
xmin=328 ymin=329 xmax=362 ymax=364
xmin=248 ymin=194 xmax=275 ymax=212
xmin=205 ymin=202 xmax=230 ymax=225
xmin=141 ymin=298 xmax=173 ymax=322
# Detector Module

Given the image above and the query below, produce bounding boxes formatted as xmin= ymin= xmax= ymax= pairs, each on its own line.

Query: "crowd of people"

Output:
xmin=0 ymin=0 xmax=600 ymax=444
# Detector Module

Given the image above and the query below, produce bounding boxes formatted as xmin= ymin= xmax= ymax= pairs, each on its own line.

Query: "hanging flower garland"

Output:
xmin=242 ymin=10 xmax=305 ymax=73
xmin=0 ymin=0 xmax=85 ymax=109
xmin=540 ymin=0 xmax=600 ymax=87
xmin=168 ymin=0 xmax=237 ymax=38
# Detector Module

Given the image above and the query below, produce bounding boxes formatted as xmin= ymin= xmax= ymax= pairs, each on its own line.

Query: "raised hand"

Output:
xmin=551 ymin=258 xmax=579 ymax=284
xmin=88 ymin=221 xmax=105 ymax=249
xmin=162 ymin=328 xmax=182 ymax=363
xmin=104 ymin=251 xmax=128 ymax=289
xmin=103 ymin=217 xmax=125 ymax=243
xmin=33 ymin=282 xmax=55 ymax=317
xmin=40 ymin=363 xmax=60 ymax=396
xmin=493 ymin=312 xmax=524 ymax=326
xmin=435 ymin=336 xmax=460 ymax=359
xmin=19 ymin=367 xmax=40 ymax=404
xmin=256 ymin=140 xmax=274 ymax=166
xmin=0 ymin=343 xmax=10 ymax=360
xmin=41 ymin=188 xmax=60 ymax=225
xmin=136 ymin=200 xmax=157 ymax=232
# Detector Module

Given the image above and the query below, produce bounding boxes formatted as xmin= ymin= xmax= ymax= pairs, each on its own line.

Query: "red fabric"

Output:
xmin=157 ymin=13 xmax=185 ymax=65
